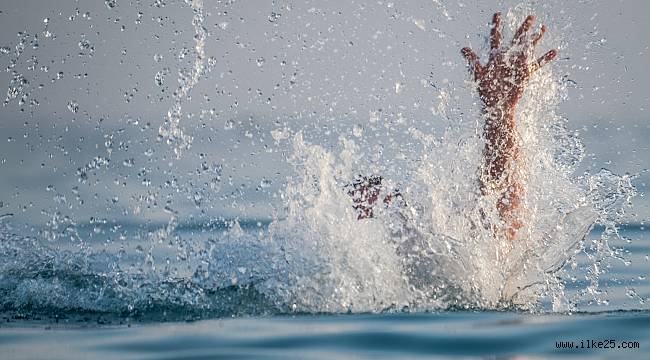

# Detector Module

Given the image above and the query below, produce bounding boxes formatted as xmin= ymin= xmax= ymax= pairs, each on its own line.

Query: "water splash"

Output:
xmin=158 ymin=0 xmax=206 ymax=158
xmin=0 ymin=6 xmax=642 ymax=319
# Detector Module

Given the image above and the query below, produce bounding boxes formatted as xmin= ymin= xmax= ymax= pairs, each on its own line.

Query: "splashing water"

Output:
xmin=0 ymin=5 xmax=642 ymax=319
xmin=158 ymin=0 xmax=206 ymax=158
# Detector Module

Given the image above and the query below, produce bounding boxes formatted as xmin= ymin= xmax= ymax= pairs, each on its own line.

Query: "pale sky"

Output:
xmin=0 ymin=0 xmax=648 ymax=226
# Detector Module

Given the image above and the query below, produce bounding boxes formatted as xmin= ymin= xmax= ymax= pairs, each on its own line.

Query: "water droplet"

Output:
xmin=207 ymin=56 xmax=217 ymax=68
xmin=414 ymin=19 xmax=426 ymax=31
xmin=271 ymin=128 xmax=290 ymax=141
xmin=626 ymin=288 xmax=638 ymax=299
xmin=268 ymin=12 xmax=281 ymax=23
xmin=78 ymin=39 xmax=92 ymax=51
xmin=256 ymin=57 xmax=265 ymax=67
xmin=224 ymin=119 xmax=235 ymax=130
xmin=353 ymin=124 xmax=363 ymax=137
xmin=369 ymin=110 xmax=381 ymax=123
xmin=67 ymin=101 xmax=79 ymax=113
xmin=104 ymin=0 xmax=117 ymax=9
xmin=154 ymin=71 xmax=165 ymax=86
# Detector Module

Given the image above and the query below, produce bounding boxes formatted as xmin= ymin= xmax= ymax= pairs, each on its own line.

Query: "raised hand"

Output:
xmin=461 ymin=13 xmax=557 ymax=241
xmin=461 ymin=13 xmax=557 ymax=111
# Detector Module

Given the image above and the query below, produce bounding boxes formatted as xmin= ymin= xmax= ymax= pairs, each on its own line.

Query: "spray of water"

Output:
xmin=158 ymin=0 xmax=206 ymax=158
xmin=0 ymin=7 xmax=639 ymax=318
xmin=194 ymin=11 xmax=636 ymax=312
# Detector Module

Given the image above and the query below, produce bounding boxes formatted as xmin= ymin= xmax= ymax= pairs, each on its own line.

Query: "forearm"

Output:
xmin=480 ymin=106 xmax=525 ymax=240
xmin=480 ymin=106 xmax=520 ymax=193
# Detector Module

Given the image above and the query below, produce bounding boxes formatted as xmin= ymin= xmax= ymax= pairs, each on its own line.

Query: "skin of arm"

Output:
xmin=461 ymin=13 xmax=557 ymax=240
xmin=350 ymin=13 xmax=556 ymax=238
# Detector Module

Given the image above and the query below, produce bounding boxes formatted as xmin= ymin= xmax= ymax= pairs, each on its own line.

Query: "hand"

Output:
xmin=461 ymin=13 xmax=557 ymax=111
xmin=461 ymin=13 xmax=557 ymax=241
xmin=347 ymin=175 xmax=404 ymax=220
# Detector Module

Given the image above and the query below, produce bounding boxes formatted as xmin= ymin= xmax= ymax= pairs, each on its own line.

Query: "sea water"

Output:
xmin=0 ymin=0 xmax=648 ymax=359
xmin=0 ymin=225 xmax=648 ymax=359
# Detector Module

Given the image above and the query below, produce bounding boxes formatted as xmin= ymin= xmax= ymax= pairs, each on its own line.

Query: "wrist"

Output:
xmin=483 ymin=103 xmax=516 ymax=129
xmin=483 ymin=103 xmax=515 ymax=119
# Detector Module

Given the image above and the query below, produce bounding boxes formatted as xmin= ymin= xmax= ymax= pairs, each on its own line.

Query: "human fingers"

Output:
xmin=461 ymin=47 xmax=483 ymax=79
xmin=531 ymin=24 xmax=546 ymax=47
xmin=532 ymin=49 xmax=557 ymax=72
xmin=512 ymin=15 xmax=535 ymax=45
xmin=490 ymin=12 xmax=502 ymax=50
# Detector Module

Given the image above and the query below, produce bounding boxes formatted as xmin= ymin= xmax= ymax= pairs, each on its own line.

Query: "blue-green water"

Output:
xmin=0 ymin=225 xmax=648 ymax=359
xmin=2 ymin=311 xmax=648 ymax=359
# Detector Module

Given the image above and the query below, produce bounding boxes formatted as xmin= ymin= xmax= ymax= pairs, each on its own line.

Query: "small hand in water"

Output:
xmin=347 ymin=176 xmax=403 ymax=220
xmin=461 ymin=13 xmax=557 ymax=111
